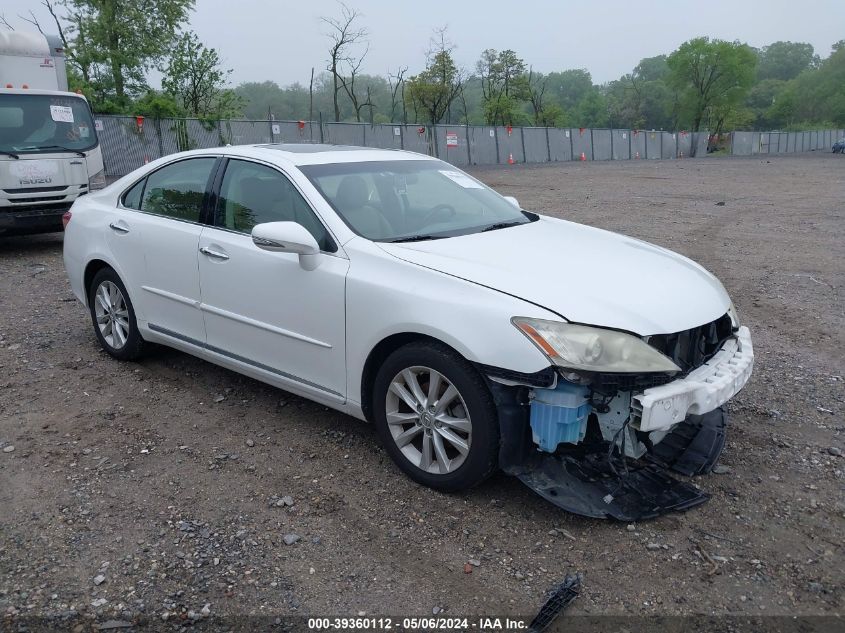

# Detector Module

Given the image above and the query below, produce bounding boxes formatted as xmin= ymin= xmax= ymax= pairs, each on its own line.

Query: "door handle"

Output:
xmin=109 ymin=222 xmax=129 ymax=234
xmin=199 ymin=246 xmax=229 ymax=261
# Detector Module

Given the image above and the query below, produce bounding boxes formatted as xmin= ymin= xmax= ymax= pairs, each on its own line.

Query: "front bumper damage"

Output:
xmin=489 ymin=326 xmax=753 ymax=521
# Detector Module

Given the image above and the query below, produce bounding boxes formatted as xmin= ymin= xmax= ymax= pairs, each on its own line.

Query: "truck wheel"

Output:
xmin=88 ymin=268 xmax=146 ymax=361
xmin=372 ymin=341 xmax=499 ymax=492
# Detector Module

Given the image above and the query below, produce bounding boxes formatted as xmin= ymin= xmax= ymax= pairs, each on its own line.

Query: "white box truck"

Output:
xmin=0 ymin=30 xmax=105 ymax=235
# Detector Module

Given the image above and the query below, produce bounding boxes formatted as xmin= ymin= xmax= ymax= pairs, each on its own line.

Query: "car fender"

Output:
xmin=344 ymin=238 xmax=557 ymax=405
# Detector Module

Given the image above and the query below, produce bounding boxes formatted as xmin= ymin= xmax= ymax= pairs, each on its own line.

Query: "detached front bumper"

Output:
xmin=633 ymin=326 xmax=753 ymax=432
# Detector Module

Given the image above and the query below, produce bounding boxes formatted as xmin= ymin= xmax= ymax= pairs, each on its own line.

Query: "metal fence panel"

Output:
xmin=468 ymin=126 xmax=499 ymax=164
xmin=224 ymin=120 xmax=269 ymax=145
xmin=611 ymin=129 xmax=630 ymax=159
xmin=660 ymin=132 xmax=675 ymax=158
xmin=367 ymin=124 xmax=404 ymax=150
xmin=271 ymin=121 xmax=314 ymax=143
xmin=433 ymin=125 xmax=470 ymax=165
xmin=548 ymin=128 xmax=572 ymax=161
xmin=644 ymin=131 xmax=662 ymax=159
xmin=591 ymin=129 xmax=612 ymax=161
xmin=570 ymin=128 xmax=592 ymax=160
xmin=496 ymin=127 xmax=525 ymax=163
xmin=522 ymin=128 xmax=550 ymax=163
xmin=322 ymin=122 xmax=365 ymax=146
xmin=675 ymin=131 xmax=692 ymax=157
xmin=631 ymin=131 xmax=646 ymax=158
xmin=732 ymin=131 xmax=754 ymax=155
xmin=399 ymin=125 xmax=431 ymax=156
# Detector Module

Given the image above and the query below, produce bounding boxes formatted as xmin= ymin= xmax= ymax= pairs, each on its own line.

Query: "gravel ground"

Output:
xmin=0 ymin=153 xmax=842 ymax=628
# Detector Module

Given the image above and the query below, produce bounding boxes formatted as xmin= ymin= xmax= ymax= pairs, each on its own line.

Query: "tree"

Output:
xmin=475 ymin=48 xmax=528 ymax=125
xmin=387 ymin=66 xmax=408 ymax=123
xmin=667 ymin=37 xmax=757 ymax=134
xmin=321 ymin=2 xmax=368 ymax=122
xmin=544 ymin=69 xmax=594 ymax=113
xmin=756 ymin=41 xmax=818 ymax=81
xmin=53 ymin=0 xmax=194 ymax=106
xmin=526 ymin=67 xmax=548 ymax=126
xmin=163 ymin=32 xmax=239 ymax=118
xmin=767 ymin=46 xmax=845 ymax=127
xmin=405 ymin=28 xmax=464 ymax=125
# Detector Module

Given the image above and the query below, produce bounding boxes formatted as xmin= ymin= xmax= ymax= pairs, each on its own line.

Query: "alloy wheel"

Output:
xmin=94 ymin=280 xmax=130 ymax=350
xmin=385 ymin=366 xmax=472 ymax=474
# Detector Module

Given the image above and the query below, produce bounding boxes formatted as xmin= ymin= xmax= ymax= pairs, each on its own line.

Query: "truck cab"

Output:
xmin=0 ymin=31 xmax=105 ymax=236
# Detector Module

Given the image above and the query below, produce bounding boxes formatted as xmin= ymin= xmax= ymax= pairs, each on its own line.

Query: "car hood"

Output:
xmin=377 ymin=216 xmax=731 ymax=335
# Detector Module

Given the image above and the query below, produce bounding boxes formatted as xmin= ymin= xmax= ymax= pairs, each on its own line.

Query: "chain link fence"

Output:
xmin=93 ymin=115 xmax=844 ymax=177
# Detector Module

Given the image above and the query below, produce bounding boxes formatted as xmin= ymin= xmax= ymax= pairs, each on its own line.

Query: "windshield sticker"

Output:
xmin=50 ymin=105 xmax=74 ymax=123
xmin=78 ymin=124 xmax=90 ymax=138
xmin=438 ymin=170 xmax=483 ymax=188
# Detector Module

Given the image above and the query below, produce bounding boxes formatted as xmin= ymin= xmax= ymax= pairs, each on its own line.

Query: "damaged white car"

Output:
xmin=63 ymin=145 xmax=753 ymax=520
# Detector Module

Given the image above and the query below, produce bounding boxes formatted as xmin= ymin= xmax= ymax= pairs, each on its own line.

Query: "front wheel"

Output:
xmin=87 ymin=267 xmax=146 ymax=361
xmin=372 ymin=341 xmax=499 ymax=492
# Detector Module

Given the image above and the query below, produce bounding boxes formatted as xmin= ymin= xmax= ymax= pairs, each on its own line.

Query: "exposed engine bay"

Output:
xmin=485 ymin=314 xmax=754 ymax=521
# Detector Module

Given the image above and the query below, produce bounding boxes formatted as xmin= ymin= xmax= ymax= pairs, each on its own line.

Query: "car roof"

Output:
xmin=200 ymin=143 xmax=439 ymax=167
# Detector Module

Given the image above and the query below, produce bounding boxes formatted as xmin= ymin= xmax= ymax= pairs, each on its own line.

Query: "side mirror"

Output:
xmin=252 ymin=221 xmax=321 ymax=271
xmin=503 ymin=195 xmax=520 ymax=208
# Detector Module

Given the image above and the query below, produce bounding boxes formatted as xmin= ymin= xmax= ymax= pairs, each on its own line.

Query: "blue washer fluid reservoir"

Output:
xmin=529 ymin=380 xmax=591 ymax=452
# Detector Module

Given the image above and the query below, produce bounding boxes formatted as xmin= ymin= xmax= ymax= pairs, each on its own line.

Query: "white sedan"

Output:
xmin=63 ymin=145 xmax=753 ymax=520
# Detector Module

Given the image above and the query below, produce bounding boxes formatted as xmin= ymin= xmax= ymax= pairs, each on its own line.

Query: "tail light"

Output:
xmin=62 ymin=211 xmax=72 ymax=229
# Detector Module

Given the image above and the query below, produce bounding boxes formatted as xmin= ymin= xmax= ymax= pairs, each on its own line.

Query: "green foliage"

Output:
xmin=406 ymin=50 xmax=463 ymax=125
xmin=476 ymin=49 xmax=530 ymax=125
xmin=163 ymin=32 xmax=241 ymax=118
xmin=61 ymin=0 xmax=195 ymax=107
xmin=766 ymin=47 xmax=845 ymax=127
xmin=667 ymin=37 xmax=757 ymax=131
xmin=756 ymin=41 xmax=819 ymax=81
xmin=133 ymin=90 xmax=184 ymax=118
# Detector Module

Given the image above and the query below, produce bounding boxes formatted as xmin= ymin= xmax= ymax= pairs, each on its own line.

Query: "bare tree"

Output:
xmin=387 ymin=65 xmax=408 ymax=123
xmin=19 ymin=10 xmax=46 ymax=34
xmin=308 ymin=66 xmax=314 ymax=124
xmin=526 ymin=67 xmax=548 ymax=125
xmin=321 ymin=2 xmax=367 ymax=122
xmin=0 ymin=14 xmax=14 ymax=30
xmin=337 ymin=44 xmax=374 ymax=122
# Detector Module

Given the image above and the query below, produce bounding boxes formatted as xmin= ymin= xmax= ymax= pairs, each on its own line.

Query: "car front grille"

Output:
xmin=646 ymin=313 xmax=734 ymax=374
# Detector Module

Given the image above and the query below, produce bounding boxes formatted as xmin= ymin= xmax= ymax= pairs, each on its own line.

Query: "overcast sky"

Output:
xmin=5 ymin=0 xmax=844 ymax=87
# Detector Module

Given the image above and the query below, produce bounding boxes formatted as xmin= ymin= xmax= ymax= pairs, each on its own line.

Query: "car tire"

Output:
xmin=372 ymin=340 xmax=499 ymax=492
xmin=88 ymin=267 xmax=146 ymax=361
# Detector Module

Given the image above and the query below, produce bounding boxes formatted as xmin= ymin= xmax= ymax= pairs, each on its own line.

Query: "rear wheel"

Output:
xmin=372 ymin=341 xmax=499 ymax=492
xmin=88 ymin=268 xmax=146 ymax=360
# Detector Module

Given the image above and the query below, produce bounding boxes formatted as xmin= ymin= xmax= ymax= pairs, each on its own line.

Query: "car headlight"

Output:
xmin=88 ymin=168 xmax=107 ymax=190
xmin=512 ymin=317 xmax=681 ymax=373
xmin=727 ymin=302 xmax=740 ymax=329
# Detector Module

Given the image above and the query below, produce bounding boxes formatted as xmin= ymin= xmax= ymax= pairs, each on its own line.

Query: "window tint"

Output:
xmin=140 ymin=158 xmax=216 ymax=222
xmin=122 ymin=178 xmax=145 ymax=210
xmin=217 ymin=160 xmax=334 ymax=251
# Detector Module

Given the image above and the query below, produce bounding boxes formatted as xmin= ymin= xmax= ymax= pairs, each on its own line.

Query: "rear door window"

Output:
xmin=140 ymin=158 xmax=216 ymax=223
xmin=122 ymin=179 xmax=145 ymax=210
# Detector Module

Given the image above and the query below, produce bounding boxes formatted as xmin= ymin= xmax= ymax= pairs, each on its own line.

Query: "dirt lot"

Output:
xmin=1 ymin=153 xmax=843 ymax=628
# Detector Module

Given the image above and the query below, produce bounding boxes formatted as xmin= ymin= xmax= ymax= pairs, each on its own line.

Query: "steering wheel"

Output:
xmin=420 ymin=203 xmax=456 ymax=226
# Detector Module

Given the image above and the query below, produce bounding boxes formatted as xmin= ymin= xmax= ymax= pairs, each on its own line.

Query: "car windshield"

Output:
xmin=300 ymin=159 xmax=535 ymax=241
xmin=0 ymin=93 xmax=98 ymax=154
